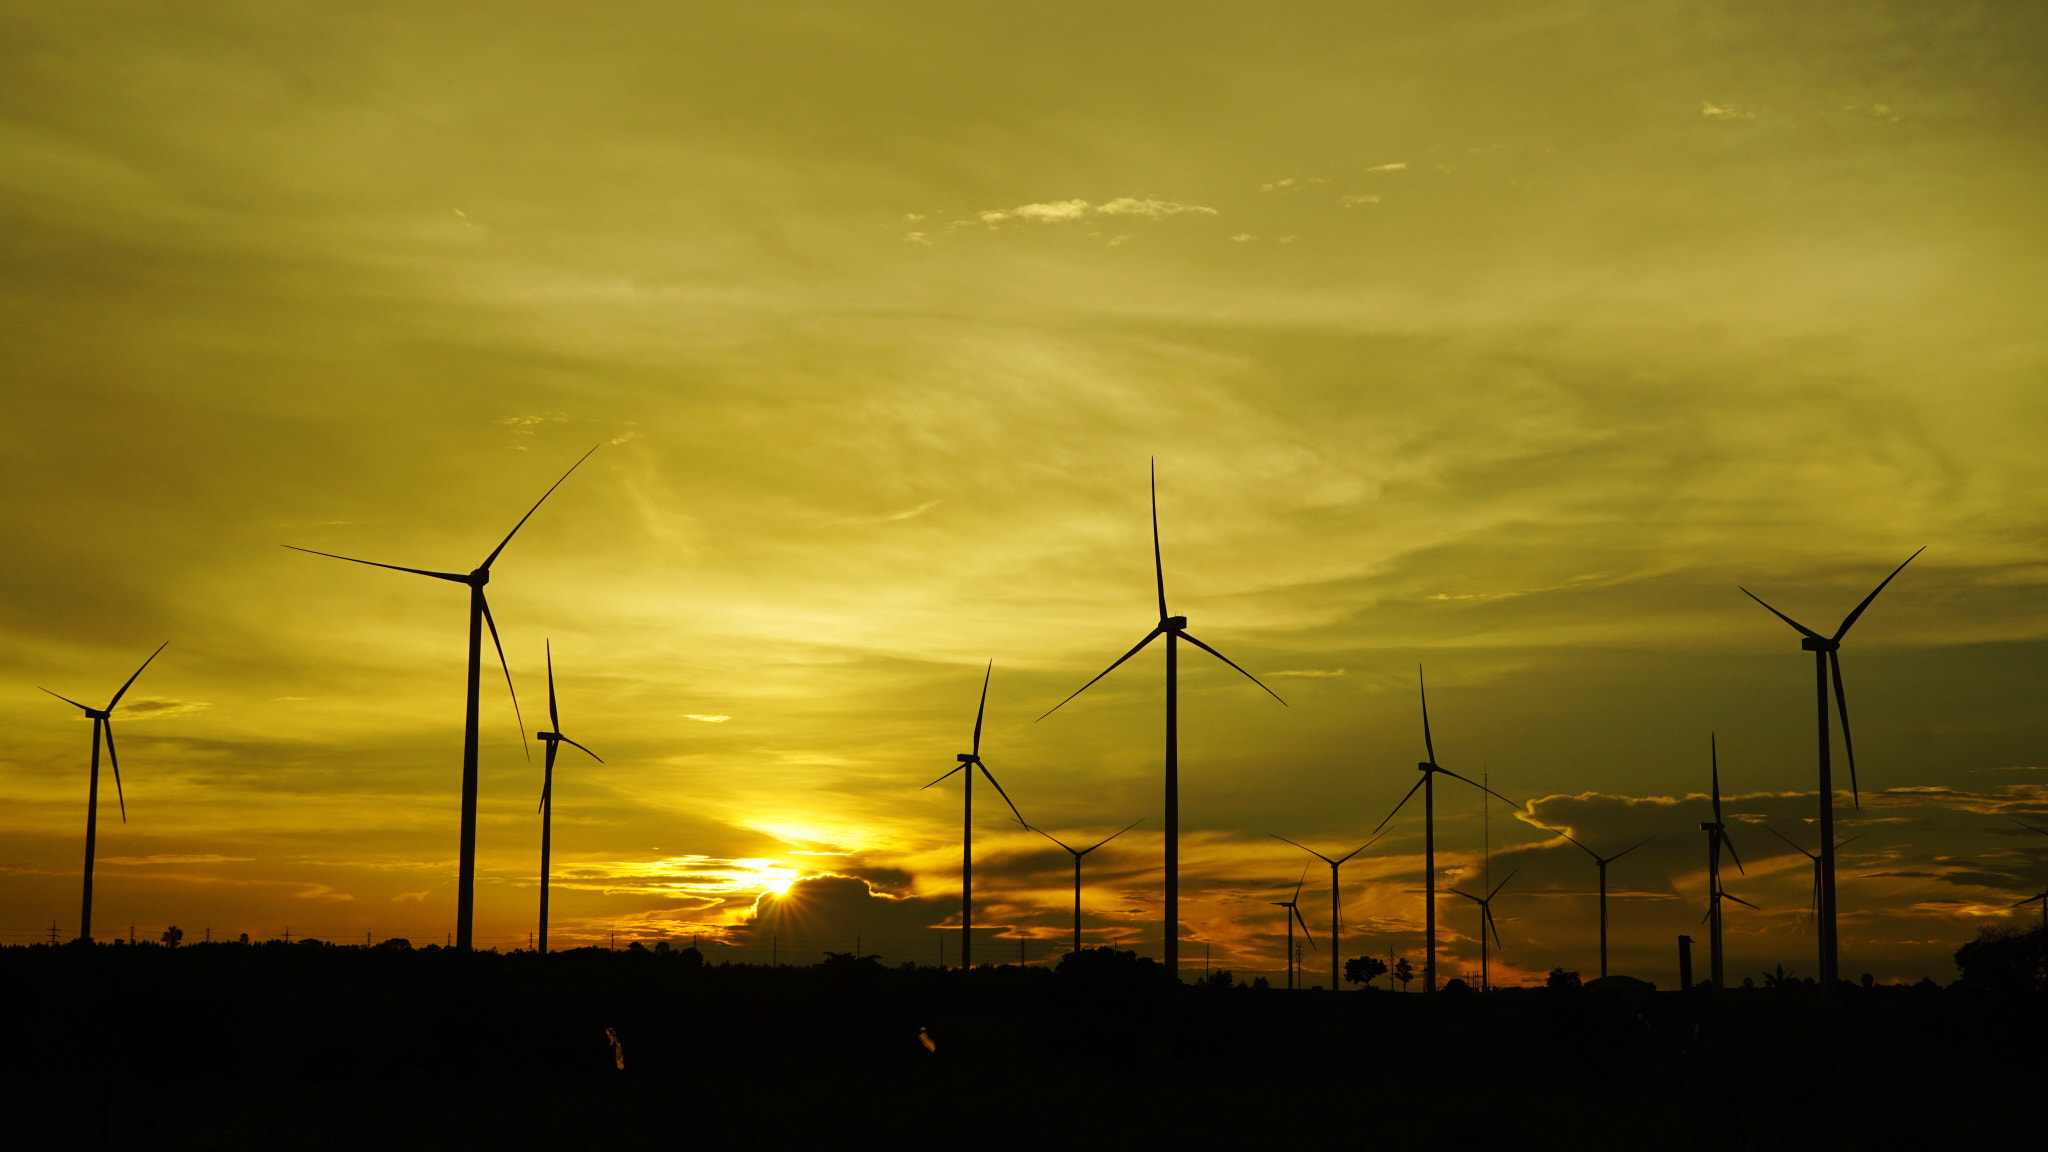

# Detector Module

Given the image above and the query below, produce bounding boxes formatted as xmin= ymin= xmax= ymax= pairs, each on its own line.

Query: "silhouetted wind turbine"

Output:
xmin=922 ymin=662 xmax=1025 ymax=970
xmin=1272 ymin=833 xmax=1382 ymax=993
xmin=1373 ymin=668 xmax=1521 ymax=993
xmin=1450 ymin=868 xmax=1517 ymax=992
xmin=1024 ymin=817 xmax=1143 ymax=957
xmin=1552 ymin=832 xmax=1654 ymax=980
xmin=287 ymin=445 xmax=597 ymax=951
xmin=1764 ymin=825 xmax=1868 ymax=935
xmin=1699 ymin=735 xmax=1750 ymax=989
xmin=1037 ymin=461 xmax=1286 ymax=980
xmin=536 ymin=641 xmax=600 ymax=956
xmin=40 ymin=643 xmax=166 ymax=943
xmin=1742 ymin=547 xmax=1922 ymax=986
xmin=1271 ymin=869 xmax=1315 ymax=989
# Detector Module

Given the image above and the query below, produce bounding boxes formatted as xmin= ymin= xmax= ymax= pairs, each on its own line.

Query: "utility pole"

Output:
xmin=283 ymin=925 xmax=292 ymax=944
xmin=48 ymin=921 xmax=58 ymax=946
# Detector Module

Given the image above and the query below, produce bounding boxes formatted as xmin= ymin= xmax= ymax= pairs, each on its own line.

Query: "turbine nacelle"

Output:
xmin=956 ymin=753 xmax=976 ymax=763
xmin=1700 ymin=821 xmax=1722 ymax=832
xmin=1162 ymin=615 xmax=1187 ymax=630
xmin=468 ymin=567 xmax=491 ymax=586
xmin=85 ymin=708 xmax=110 ymax=721
xmin=1800 ymin=636 xmax=1838 ymax=653
xmin=1417 ymin=762 xmax=1435 ymax=773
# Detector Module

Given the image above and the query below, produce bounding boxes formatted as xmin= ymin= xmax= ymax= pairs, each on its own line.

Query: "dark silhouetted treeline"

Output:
xmin=1 ymin=940 xmax=2043 ymax=1149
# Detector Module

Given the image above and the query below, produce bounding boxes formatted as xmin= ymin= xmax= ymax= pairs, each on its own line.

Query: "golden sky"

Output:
xmin=4 ymin=2 xmax=2047 ymax=983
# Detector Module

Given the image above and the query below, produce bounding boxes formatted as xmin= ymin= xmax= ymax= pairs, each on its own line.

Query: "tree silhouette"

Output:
xmin=159 ymin=925 xmax=182 ymax=948
xmin=1344 ymin=955 xmax=1388 ymax=988
xmin=1393 ymin=956 xmax=1414 ymax=992
xmin=1954 ymin=925 xmax=2046 ymax=993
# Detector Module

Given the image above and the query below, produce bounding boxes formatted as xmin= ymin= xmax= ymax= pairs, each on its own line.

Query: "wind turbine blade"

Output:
xmin=920 ymin=764 xmax=968 ymax=790
xmin=105 ymin=642 xmax=168 ymax=710
xmin=1450 ymin=888 xmax=1482 ymax=905
xmin=2014 ymin=893 xmax=2047 ymax=908
xmin=1150 ymin=459 xmax=1167 ymax=621
xmin=1739 ymin=587 xmax=1822 ymax=640
xmin=1079 ymin=818 xmax=1144 ymax=855
xmin=560 ymin=736 xmax=603 ymax=764
xmin=1723 ymin=892 xmax=1759 ymax=911
xmin=1829 ymin=650 xmax=1860 ymax=808
xmin=283 ymin=546 xmax=468 ymax=583
xmin=2006 ymin=817 xmax=2048 ymax=839
xmin=1024 ymin=824 xmax=1080 ymax=855
xmin=1833 ymin=547 xmax=1925 ymax=642
xmin=1293 ymin=905 xmax=1315 ymax=949
xmin=1437 ymin=767 xmax=1523 ymax=812
xmin=1610 ymin=835 xmax=1655 ymax=863
xmin=1710 ymin=732 xmax=1723 ymax=825
xmin=479 ymin=444 xmax=600 ymax=570
xmin=976 ymin=762 xmax=1026 ymax=824
xmin=39 ymin=687 xmax=94 ymax=712
xmin=1334 ymin=834 xmax=1384 ymax=865
xmin=1035 ymin=629 xmax=1162 ymax=721
xmin=1177 ymin=631 xmax=1287 ymax=707
xmin=1292 ymin=867 xmax=1307 ymax=902
xmin=1418 ymin=666 xmax=1436 ymax=764
xmin=479 ymin=595 xmax=530 ymax=762
xmin=538 ymin=777 xmax=549 ymax=814
xmin=1486 ymin=906 xmax=1503 ymax=950
xmin=103 ymin=719 xmax=127 ymax=823
xmin=1553 ymin=829 xmax=1598 ymax=861
xmin=546 ymin=640 xmax=559 ymax=732
xmin=1270 ymin=834 xmax=1337 ymax=866
xmin=1761 ymin=819 xmax=1810 ymax=856
xmin=1721 ymin=829 xmax=1745 ymax=875
xmin=1764 ymin=824 xmax=1816 ymax=860
xmin=971 ymin=660 xmax=991 ymax=755
xmin=1837 ymin=830 xmax=1872 ymax=850
xmin=1488 ymin=867 xmax=1519 ymax=900
xmin=1373 ymin=775 xmax=1427 ymax=835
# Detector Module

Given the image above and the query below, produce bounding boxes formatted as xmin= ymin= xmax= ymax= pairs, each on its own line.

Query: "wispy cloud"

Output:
xmin=685 ymin=714 xmax=731 ymax=723
xmin=973 ymin=197 xmax=1216 ymax=226
xmin=100 ymin=854 xmax=252 ymax=865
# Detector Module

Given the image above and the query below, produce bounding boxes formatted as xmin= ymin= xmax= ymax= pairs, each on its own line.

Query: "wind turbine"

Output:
xmin=1023 ymin=818 xmax=1143 ymax=957
xmin=287 ymin=445 xmax=597 ymax=951
xmin=1373 ymin=667 xmax=1521 ymax=993
xmin=1037 ymin=461 xmax=1286 ymax=980
xmin=1742 ymin=547 xmax=1922 ymax=986
xmin=1450 ymin=868 xmax=1517 ymax=991
xmin=1272 ymin=833 xmax=1382 ymax=993
xmin=1699 ymin=734 xmax=1753 ymax=989
xmin=1271 ymin=869 xmax=1315 ymax=989
xmin=921 ymin=662 xmax=1025 ymax=970
xmin=40 ymin=642 xmax=167 ymax=943
xmin=1551 ymin=832 xmax=1654 ymax=980
xmin=536 ymin=641 xmax=600 ymax=955
xmin=1764 ymin=826 xmax=1869 ymax=936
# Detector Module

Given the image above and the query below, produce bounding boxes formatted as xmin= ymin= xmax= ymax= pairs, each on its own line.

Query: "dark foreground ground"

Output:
xmin=4 ymin=942 xmax=2042 ymax=1150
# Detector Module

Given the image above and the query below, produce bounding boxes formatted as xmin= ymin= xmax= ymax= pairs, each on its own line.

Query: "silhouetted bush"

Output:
xmin=1954 ymin=925 xmax=2046 ymax=993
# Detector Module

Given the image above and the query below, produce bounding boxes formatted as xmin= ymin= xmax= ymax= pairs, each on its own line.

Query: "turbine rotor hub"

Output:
xmin=1801 ymin=637 xmax=1838 ymax=652
xmin=86 ymin=709 xmax=109 ymax=720
xmin=956 ymin=753 xmax=975 ymax=763
xmin=469 ymin=568 xmax=491 ymax=586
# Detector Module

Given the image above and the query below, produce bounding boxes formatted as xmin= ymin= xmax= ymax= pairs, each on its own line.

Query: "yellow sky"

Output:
xmin=3 ymin=2 xmax=2046 ymax=982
